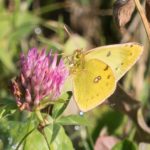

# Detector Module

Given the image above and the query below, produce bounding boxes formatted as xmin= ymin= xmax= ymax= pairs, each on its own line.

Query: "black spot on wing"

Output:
xmin=121 ymin=62 xmax=124 ymax=66
xmin=104 ymin=65 xmax=109 ymax=71
xmin=106 ymin=51 xmax=111 ymax=57
xmin=107 ymin=75 xmax=111 ymax=79
xmin=115 ymin=67 xmax=118 ymax=71
xmin=130 ymin=44 xmax=133 ymax=47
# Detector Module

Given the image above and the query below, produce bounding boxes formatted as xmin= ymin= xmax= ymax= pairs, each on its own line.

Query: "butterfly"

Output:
xmin=69 ymin=43 xmax=143 ymax=112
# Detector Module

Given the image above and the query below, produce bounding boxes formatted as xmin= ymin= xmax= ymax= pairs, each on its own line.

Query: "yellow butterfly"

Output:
xmin=69 ymin=43 xmax=143 ymax=112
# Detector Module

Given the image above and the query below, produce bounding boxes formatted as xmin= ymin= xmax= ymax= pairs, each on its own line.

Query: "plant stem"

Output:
xmin=35 ymin=110 xmax=51 ymax=149
xmin=86 ymin=127 xmax=94 ymax=149
xmin=134 ymin=0 xmax=150 ymax=42
xmin=35 ymin=110 xmax=44 ymax=123
xmin=42 ymin=130 xmax=51 ymax=150
xmin=15 ymin=128 xmax=36 ymax=150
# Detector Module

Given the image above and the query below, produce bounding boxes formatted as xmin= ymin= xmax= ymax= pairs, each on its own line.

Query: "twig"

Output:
xmin=134 ymin=0 xmax=150 ymax=42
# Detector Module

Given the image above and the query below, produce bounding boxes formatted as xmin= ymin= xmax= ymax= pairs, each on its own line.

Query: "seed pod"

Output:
xmin=113 ymin=0 xmax=135 ymax=27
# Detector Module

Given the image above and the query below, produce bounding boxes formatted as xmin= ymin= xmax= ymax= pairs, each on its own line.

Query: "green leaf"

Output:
xmin=38 ymin=3 xmax=65 ymax=15
xmin=10 ymin=12 xmax=40 ymax=41
xmin=0 ymin=17 xmax=11 ymax=38
xmin=36 ymin=92 xmax=71 ymax=111
xmin=89 ymin=105 xmax=125 ymax=142
xmin=50 ymin=124 xmax=61 ymax=144
xmin=24 ymin=129 xmax=51 ymax=150
xmin=23 ymin=123 xmax=74 ymax=150
xmin=0 ymin=98 xmax=17 ymax=119
xmin=44 ymin=125 xmax=74 ymax=150
xmin=38 ymin=36 xmax=63 ymax=51
xmin=112 ymin=139 xmax=137 ymax=150
xmin=0 ymin=46 xmax=16 ymax=72
xmin=0 ymin=118 xmax=38 ymax=149
xmin=0 ymin=139 xmax=4 ymax=150
xmin=56 ymin=115 xmax=90 ymax=126
xmin=0 ymin=97 xmax=17 ymax=108
xmin=52 ymin=92 xmax=72 ymax=119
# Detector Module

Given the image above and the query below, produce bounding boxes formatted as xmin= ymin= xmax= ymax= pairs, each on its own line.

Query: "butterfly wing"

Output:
xmin=72 ymin=59 xmax=116 ymax=112
xmin=85 ymin=43 xmax=143 ymax=81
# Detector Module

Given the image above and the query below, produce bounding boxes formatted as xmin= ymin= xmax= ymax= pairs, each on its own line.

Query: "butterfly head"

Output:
xmin=69 ymin=49 xmax=85 ymax=74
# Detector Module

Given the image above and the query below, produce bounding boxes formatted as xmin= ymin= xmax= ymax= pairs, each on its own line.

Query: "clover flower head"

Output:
xmin=11 ymin=48 xmax=68 ymax=111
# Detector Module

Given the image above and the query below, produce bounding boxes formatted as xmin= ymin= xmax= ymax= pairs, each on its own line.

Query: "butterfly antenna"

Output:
xmin=64 ymin=25 xmax=72 ymax=38
xmin=64 ymin=25 xmax=81 ymax=51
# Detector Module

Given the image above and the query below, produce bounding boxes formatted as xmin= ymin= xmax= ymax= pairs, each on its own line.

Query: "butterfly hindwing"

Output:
xmin=72 ymin=59 xmax=116 ymax=112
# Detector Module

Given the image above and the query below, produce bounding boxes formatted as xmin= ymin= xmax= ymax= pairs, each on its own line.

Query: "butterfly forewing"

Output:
xmin=85 ymin=43 xmax=143 ymax=80
xmin=72 ymin=59 xmax=116 ymax=112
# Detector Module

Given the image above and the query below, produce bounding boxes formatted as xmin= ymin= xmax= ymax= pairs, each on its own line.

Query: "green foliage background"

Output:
xmin=0 ymin=0 xmax=150 ymax=149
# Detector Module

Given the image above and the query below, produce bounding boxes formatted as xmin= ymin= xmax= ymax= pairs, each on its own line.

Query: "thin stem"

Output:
xmin=86 ymin=127 xmax=94 ymax=149
xmin=15 ymin=128 xmax=36 ymax=150
xmin=35 ymin=110 xmax=44 ymax=123
xmin=23 ymin=113 xmax=34 ymax=148
xmin=42 ymin=130 xmax=51 ymax=150
xmin=134 ymin=0 xmax=150 ymax=42
xmin=35 ymin=111 xmax=51 ymax=149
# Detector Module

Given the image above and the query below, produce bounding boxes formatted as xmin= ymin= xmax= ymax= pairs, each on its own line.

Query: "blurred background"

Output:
xmin=0 ymin=0 xmax=150 ymax=149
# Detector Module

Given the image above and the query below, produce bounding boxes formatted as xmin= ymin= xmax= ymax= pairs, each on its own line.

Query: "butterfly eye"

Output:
xmin=73 ymin=50 xmax=82 ymax=60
